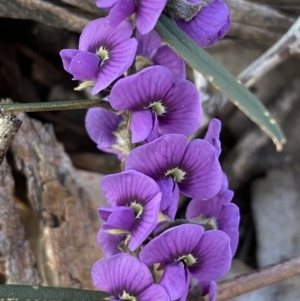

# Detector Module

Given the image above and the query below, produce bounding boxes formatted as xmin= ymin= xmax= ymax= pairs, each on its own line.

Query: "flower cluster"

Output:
xmin=60 ymin=1 xmax=237 ymax=301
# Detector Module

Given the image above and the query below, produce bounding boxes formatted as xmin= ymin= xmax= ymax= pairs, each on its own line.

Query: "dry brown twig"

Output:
xmin=217 ymin=255 xmax=300 ymax=301
xmin=238 ymin=15 xmax=300 ymax=88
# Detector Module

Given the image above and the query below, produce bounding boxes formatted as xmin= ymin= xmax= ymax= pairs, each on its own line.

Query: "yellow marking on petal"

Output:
xmin=119 ymin=290 xmax=136 ymax=301
xmin=144 ymin=101 xmax=167 ymax=116
xmin=165 ymin=167 xmax=186 ymax=182
xmin=96 ymin=46 xmax=109 ymax=62
xmin=130 ymin=201 xmax=143 ymax=219
xmin=176 ymin=253 xmax=197 ymax=267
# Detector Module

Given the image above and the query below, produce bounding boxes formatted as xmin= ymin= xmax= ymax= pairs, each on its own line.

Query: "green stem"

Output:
xmin=0 ymin=285 xmax=109 ymax=301
xmin=0 ymin=99 xmax=114 ymax=113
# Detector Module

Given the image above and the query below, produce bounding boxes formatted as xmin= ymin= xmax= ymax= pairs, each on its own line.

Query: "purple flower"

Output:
xmin=186 ymin=193 xmax=240 ymax=255
xmin=85 ymin=107 xmax=126 ymax=159
xmin=99 ymin=170 xmax=162 ymax=252
xmin=125 ymin=134 xmax=222 ymax=220
xmin=60 ymin=18 xmax=137 ymax=95
xmin=204 ymin=118 xmax=222 ymax=158
xmin=109 ymin=66 xmax=201 ymax=143
xmin=136 ymin=30 xmax=185 ymax=80
xmin=96 ymin=0 xmax=167 ymax=35
xmin=176 ymin=0 xmax=230 ymax=47
xmin=92 ymin=253 xmax=170 ymax=301
xmin=139 ymin=224 xmax=231 ymax=300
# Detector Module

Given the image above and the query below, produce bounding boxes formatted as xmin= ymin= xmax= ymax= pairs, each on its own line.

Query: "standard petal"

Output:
xmin=136 ymin=30 xmax=162 ymax=58
xmin=176 ymin=0 xmax=230 ymax=47
xmin=85 ymin=107 xmax=123 ymax=149
xmin=110 ymin=66 xmax=173 ymax=111
xmin=153 ymin=45 xmax=186 ymax=80
xmin=159 ymin=79 xmax=201 ymax=136
xmin=190 ymin=230 xmax=231 ymax=281
xmin=79 ymin=18 xmax=133 ymax=52
xmin=107 ymin=0 xmax=135 ymax=28
xmin=179 ymin=139 xmax=222 ymax=199
xmin=92 ymin=253 xmax=154 ymax=296
xmin=69 ymin=52 xmax=100 ymax=80
xmin=125 ymin=134 xmax=188 ymax=179
xmin=139 ymin=224 xmax=204 ymax=266
xmin=138 ymin=284 xmax=170 ymax=301
xmin=60 ymin=49 xmax=81 ymax=72
xmin=204 ymin=118 xmax=222 ymax=157
xmin=159 ymin=262 xmax=186 ymax=300
xmin=101 ymin=170 xmax=161 ymax=206
xmin=136 ymin=0 xmax=168 ymax=34
xmin=91 ymin=38 xmax=137 ymax=94
xmin=130 ymin=110 xmax=153 ymax=143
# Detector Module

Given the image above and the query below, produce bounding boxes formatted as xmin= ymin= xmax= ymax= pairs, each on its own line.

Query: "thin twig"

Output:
xmin=0 ymin=99 xmax=114 ymax=113
xmin=217 ymin=255 xmax=300 ymax=301
xmin=238 ymin=16 xmax=300 ymax=88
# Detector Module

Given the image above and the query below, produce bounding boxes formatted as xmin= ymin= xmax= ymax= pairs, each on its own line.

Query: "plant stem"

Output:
xmin=217 ymin=255 xmax=300 ymax=300
xmin=0 ymin=99 xmax=114 ymax=113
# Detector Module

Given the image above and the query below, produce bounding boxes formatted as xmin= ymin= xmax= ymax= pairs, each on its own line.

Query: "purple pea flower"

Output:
xmin=176 ymin=0 xmax=230 ymax=47
xmin=136 ymin=30 xmax=185 ymax=80
xmin=139 ymin=224 xmax=231 ymax=300
xmin=60 ymin=18 xmax=137 ymax=95
xmin=99 ymin=170 xmax=162 ymax=252
xmin=110 ymin=66 xmax=201 ymax=144
xmin=186 ymin=191 xmax=240 ymax=255
xmin=85 ymin=107 xmax=126 ymax=159
xmin=125 ymin=134 xmax=222 ymax=220
xmin=92 ymin=253 xmax=170 ymax=301
xmin=96 ymin=0 xmax=167 ymax=35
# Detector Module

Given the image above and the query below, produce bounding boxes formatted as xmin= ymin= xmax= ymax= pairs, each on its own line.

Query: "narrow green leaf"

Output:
xmin=0 ymin=285 xmax=109 ymax=301
xmin=155 ymin=14 xmax=286 ymax=151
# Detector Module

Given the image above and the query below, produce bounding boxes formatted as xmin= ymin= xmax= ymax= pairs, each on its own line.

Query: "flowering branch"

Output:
xmin=0 ymin=99 xmax=114 ymax=113
xmin=217 ymin=255 xmax=300 ymax=301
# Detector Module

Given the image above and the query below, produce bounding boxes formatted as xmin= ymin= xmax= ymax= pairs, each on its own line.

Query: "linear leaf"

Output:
xmin=155 ymin=14 xmax=286 ymax=151
xmin=0 ymin=285 xmax=109 ymax=301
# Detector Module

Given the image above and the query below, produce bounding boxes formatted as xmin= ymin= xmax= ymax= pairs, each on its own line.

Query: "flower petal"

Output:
xmin=79 ymin=18 xmax=134 ymax=52
xmin=153 ymin=45 xmax=186 ymax=80
xmin=96 ymin=0 xmax=119 ymax=8
xmin=136 ymin=29 xmax=161 ymax=58
xmin=110 ymin=66 xmax=173 ymax=111
xmin=107 ymin=0 xmax=135 ymax=28
xmin=92 ymin=253 xmax=154 ymax=296
xmin=204 ymin=118 xmax=222 ymax=157
xmin=69 ymin=52 xmax=100 ymax=80
xmin=60 ymin=49 xmax=81 ymax=72
xmin=136 ymin=0 xmax=168 ymax=34
xmin=176 ymin=0 xmax=230 ymax=47
xmin=91 ymin=38 xmax=138 ymax=95
xmin=98 ymin=207 xmax=135 ymax=256
xmin=125 ymin=134 xmax=188 ymax=179
xmin=158 ymin=79 xmax=201 ymax=136
xmin=190 ymin=230 xmax=231 ymax=281
xmin=85 ymin=107 xmax=124 ymax=151
xmin=130 ymin=110 xmax=153 ymax=143
xmin=161 ymin=182 xmax=180 ymax=221
xmin=138 ymin=284 xmax=170 ymax=301
xmin=156 ymin=177 xmax=174 ymax=211
xmin=139 ymin=224 xmax=204 ymax=266
xmin=179 ymin=139 xmax=222 ymax=199
xmin=101 ymin=170 xmax=161 ymax=206
xmin=218 ymin=203 xmax=240 ymax=255
xmin=159 ymin=262 xmax=186 ymax=300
